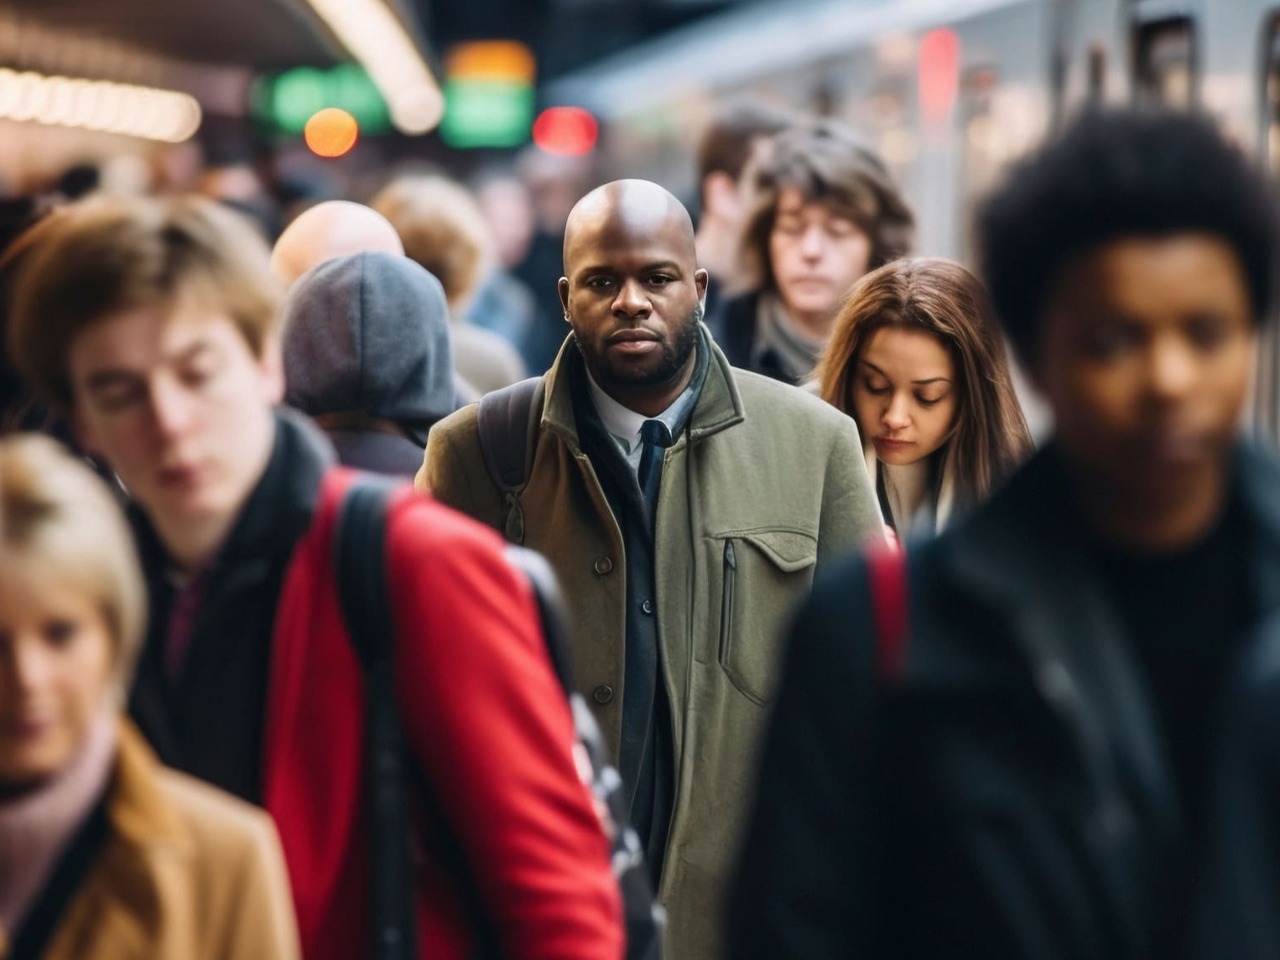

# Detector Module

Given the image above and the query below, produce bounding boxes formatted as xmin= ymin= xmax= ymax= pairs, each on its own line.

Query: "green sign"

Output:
xmin=439 ymin=79 xmax=534 ymax=148
xmin=255 ymin=64 xmax=391 ymax=135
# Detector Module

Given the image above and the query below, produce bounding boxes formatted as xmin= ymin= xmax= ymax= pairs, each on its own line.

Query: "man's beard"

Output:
xmin=575 ymin=303 xmax=703 ymax=391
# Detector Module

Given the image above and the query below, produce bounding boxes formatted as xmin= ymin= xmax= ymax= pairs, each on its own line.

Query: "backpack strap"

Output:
xmin=867 ymin=544 xmax=909 ymax=682
xmin=333 ymin=477 xmax=418 ymax=960
xmin=476 ymin=376 xmax=544 ymax=544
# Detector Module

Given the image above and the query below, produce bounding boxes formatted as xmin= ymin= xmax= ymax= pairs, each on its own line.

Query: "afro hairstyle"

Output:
xmin=978 ymin=108 xmax=1278 ymax=368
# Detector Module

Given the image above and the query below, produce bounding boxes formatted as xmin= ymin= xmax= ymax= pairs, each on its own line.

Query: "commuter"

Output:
xmin=812 ymin=258 xmax=1032 ymax=535
xmin=373 ymin=175 xmax=526 ymax=394
xmin=270 ymin=199 xmax=405 ymax=287
xmin=692 ymin=101 xmax=791 ymax=314
xmin=0 ymin=434 xmax=299 ymax=960
xmin=420 ymin=178 xmax=883 ymax=960
xmin=730 ymin=109 xmax=1280 ymax=960
xmin=269 ymin=198 xmax=480 ymax=406
xmin=280 ymin=252 xmax=459 ymax=478
xmin=7 ymin=196 xmax=623 ymax=960
xmin=469 ymin=170 xmax=539 ymax=350
xmin=709 ymin=120 xmax=914 ymax=384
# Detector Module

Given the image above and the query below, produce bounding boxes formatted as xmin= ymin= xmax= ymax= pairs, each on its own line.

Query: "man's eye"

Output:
xmin=648 ymin=275 xmax=673 ymax=286
xmin=586 ymin=277 xmax=614 ymax=290
xmin=1185 ymin=317 xmax=1231 ymax=352
xmin=181 ymin=365 xmax=216 ymax=388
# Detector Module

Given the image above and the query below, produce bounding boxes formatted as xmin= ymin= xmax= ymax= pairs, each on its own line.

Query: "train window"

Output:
xmin=1132 ymin=16 xmax=1197 ymax=108
xmin=1263 ymin=14 xmax=1280 ymax=177
xmin=1088 ymin=43 xmax=1107 ymax=104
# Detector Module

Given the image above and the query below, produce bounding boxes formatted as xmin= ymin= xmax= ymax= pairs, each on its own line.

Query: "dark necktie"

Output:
xmin=636 ymin=418 xmax=674 ymax=508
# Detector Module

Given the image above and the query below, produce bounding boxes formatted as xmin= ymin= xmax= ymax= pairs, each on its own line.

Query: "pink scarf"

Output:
xmin=0 ymin=709 xmax=117 ymax=936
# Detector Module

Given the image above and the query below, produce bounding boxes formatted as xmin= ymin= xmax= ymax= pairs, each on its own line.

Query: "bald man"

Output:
xmin=420 ymin=179 xmax=883 ymax=959
xmin=270 ymin=200 xmax=404 ymax=286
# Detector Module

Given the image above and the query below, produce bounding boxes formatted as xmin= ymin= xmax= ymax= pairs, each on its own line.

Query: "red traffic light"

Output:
xmin=532 ymin=106 xmax=597 ymax=157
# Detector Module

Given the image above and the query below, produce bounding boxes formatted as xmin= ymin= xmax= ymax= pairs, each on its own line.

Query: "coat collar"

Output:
xmin=106 ymin=719 xmax=189 ymax=854
xmin=540 ymin=325 xmax=744 ymax=452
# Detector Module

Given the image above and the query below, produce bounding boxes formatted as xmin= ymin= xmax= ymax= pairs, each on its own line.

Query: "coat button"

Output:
xmin=592 ymin=684 xmax=614 ymax=704
xmin=594 ymin=556 xmax=614 ymax=575
xmin=641 ymin=598 xmax=654 ymax=615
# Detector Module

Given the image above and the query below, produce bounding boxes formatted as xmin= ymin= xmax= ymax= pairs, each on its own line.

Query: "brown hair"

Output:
xmin=8 ymin=195 xmax=280 ymax=412
xmin=696 ymin=102 xmax=792 ymax=185
xmin=815 ymin=258 xmax=1032 ymax=503
xmin=740 ymin=120 xmax=915 ymax=292
xmin=372 ymin=175 xmax=489 ymax=311
xmin=0 ymin=433 xmax=146 ymax=695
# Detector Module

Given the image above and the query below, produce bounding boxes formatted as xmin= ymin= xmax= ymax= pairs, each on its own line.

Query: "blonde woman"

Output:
xmin=0 ymin=435 xmax=299 ymax=960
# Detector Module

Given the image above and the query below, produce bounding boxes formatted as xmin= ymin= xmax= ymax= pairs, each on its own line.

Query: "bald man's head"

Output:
xmin=557 ymin=179 xmax=708 ymax=417
xmin=271 ymin=200 xmax=404 ymax=287
xmin=563 ymin=179 xmax=696 ymax=269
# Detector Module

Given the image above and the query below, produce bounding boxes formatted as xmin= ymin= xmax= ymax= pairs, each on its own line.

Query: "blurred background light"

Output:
xmin=440 ymin=40 xmax=537 ymax=149
xmin=532 ymin=106 xmax=598 ymax=157
xmin=304 ymin=106 xmax=359 ymax=157
xmin=300 ymin=0 xmax=443 ymax=135
xmin=255 ymin=64 xmax=390 ymax=136
xmin=0 ymin=69 xmax=200 ymax=142
xmin=918 ymin=28 xmax=960 ymax=124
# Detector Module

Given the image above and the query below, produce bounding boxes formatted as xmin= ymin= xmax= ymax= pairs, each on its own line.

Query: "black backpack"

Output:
xmin=334 ymin=472 xmax=663 ymax=960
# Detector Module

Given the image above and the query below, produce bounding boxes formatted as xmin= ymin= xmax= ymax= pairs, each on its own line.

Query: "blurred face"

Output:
xmin=1035 ymin=234 xmax=1254 ymax=524
xmin=0 ymin=559 xmax=114 ymax=790
xmin=69 ymin=305 xmax=282 ymax=569
xmin=770 ymin=187 xmax=873 ymax=335
xmin=559 ymin=210 xmax=709 ymax=417
xmin=853 ymin=326 xmax=958 ymax=466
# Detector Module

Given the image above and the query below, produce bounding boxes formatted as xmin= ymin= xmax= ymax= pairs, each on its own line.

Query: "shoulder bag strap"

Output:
xmin=334 ymin=477 xmax=419 ymax=960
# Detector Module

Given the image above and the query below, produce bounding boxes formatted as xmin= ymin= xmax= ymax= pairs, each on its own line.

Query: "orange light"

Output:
xmin=446 ymin=41 xmax=536 ymax=84
xmin=304 ymin=107 xmax=359 ymax=157
xmin=532 ymin=106 xmax=597 ymax=157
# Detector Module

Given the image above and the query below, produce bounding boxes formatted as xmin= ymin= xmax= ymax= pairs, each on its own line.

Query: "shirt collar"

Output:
xmin=584 ymin=359 xmax=700 ymax=455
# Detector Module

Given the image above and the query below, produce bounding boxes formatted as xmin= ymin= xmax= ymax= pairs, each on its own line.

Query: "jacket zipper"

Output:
xmin=719 ymin=539 xmax=737 ymax=665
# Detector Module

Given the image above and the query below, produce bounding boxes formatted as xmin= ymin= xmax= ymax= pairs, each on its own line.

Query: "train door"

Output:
xmin=1255 ymin=8 xmax=1280 ymax=437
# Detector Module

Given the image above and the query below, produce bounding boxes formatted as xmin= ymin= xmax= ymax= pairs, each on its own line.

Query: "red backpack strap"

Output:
xmin=867 ymin=545 xmax=909 ymax=681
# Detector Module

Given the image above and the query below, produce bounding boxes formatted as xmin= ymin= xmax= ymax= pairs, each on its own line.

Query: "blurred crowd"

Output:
xmin=2 ymin=98 xmax=1280 ymax=960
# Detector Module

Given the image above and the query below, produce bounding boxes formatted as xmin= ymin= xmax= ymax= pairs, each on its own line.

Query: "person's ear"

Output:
xmin=694 ymin=268 xmax=710 ymax=305
xmin=259 ymin=335 xmax=286 ymax=405
xmin=558 ymin=276 xmax=571 ymax=323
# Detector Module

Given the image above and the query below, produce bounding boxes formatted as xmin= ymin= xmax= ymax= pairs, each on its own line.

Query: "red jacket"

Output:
xmin=261 ymin=468 xmax=623 ymax=960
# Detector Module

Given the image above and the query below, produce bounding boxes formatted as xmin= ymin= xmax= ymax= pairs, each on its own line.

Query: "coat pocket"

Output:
xmin=715 ymin=529 xmax=818 ymax=705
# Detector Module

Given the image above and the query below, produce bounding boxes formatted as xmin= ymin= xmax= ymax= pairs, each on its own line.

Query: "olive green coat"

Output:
xmin=418 ymin=337 xmax=881 ymax=959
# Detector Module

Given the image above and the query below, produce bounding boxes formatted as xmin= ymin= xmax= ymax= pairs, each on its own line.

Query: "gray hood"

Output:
xmin=282 ymin=251 xmax=458 ymax=429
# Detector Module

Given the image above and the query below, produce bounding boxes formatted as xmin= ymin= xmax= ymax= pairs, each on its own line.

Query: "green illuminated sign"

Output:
xmin=439 ymin=79 xmax=534 ymax=148
xmin=255 ymin=64 xmax=390 ymax=135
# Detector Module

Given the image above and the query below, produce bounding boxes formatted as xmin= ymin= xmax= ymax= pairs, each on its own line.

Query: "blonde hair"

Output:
xmin=372 ymin=175 xmax=491 ymax=310
xmin=8 ymin=194 xmax=281 ymax=412
xmin=0 ymin=434 xmax=146 ymax=691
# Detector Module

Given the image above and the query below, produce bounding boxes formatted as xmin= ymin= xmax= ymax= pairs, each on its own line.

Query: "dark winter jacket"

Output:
xmin=730 ymin=440 xmax=1280 ymax=960
xmin=282 ymin=251 xmax=461 ymax=477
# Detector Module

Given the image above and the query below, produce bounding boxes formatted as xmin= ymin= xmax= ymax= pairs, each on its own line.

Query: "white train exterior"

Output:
xmin=548 ymin=0 xmax=1280 ymax=435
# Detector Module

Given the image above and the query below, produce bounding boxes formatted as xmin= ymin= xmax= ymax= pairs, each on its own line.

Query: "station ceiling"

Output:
xmin=0 ymin=0 xmax=346 ymax=71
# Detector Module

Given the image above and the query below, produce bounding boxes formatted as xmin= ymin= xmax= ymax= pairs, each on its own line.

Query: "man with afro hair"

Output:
xmin=730 ymin=109 xmax=1280 ymax=960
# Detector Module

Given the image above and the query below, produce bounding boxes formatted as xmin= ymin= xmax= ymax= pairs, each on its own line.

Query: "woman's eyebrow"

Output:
xmin=858 ymin=359 xmax=951 ymax=385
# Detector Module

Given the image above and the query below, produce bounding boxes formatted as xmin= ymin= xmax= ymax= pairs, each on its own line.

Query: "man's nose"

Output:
xmin=1146 ymin=337 xmax=1198 ymax=403
xmin=613 ymin=278 xmax=652 ymax=317
xmin=149 ymin=377 xmax=196 ymax=439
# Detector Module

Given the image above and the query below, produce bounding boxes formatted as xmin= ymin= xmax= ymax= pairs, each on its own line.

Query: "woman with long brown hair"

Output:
xmin=814 ymin=257 xmax=1032 ymax=534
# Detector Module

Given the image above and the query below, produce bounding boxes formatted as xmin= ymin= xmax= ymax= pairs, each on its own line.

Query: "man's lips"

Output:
xmin=158 ymin=463 xmax=202 ymax=489
xmin=607 ymin=330 xmax=661 ymax=354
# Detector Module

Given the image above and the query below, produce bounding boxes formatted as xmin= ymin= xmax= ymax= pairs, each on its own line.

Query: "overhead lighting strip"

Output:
xmin=0 ymin=69 xmax=201 ymax=142
xmin=301 ymin=0 xmax=444 ymax=135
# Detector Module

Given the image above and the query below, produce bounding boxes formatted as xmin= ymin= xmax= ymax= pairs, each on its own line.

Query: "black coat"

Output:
xmin=707 ymin=291 xmax=805 ymax=385
xmin=729 ymin=441 xmax=1280 ymax=960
